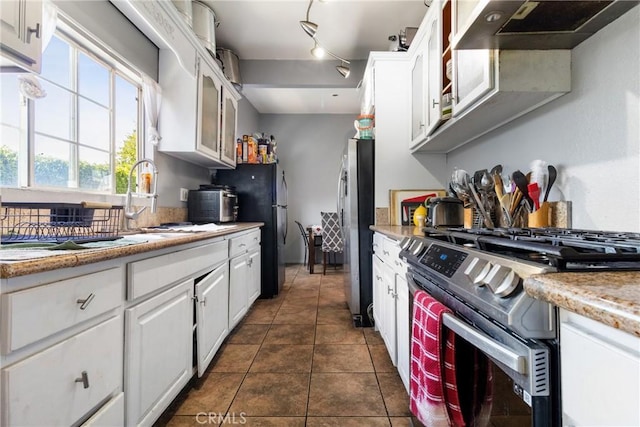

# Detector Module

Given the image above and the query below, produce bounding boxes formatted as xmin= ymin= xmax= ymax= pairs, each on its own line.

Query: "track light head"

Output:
xmin=300 ymin=20 xmax=318 ymax=38
xmin=336 ymin=63 xmax=350 ymax=78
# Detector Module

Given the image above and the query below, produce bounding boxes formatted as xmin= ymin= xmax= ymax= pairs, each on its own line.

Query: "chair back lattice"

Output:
xmin=320 ymin=212 xmax=343 ymax=253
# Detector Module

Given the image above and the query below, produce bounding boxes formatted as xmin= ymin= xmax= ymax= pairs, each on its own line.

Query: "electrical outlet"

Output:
xmin=179 ymin=188 xmax=189 ymax=202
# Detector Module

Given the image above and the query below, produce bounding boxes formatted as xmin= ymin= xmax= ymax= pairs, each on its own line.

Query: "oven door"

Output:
xmin=407 ymin=270 xmax=559 ymax=427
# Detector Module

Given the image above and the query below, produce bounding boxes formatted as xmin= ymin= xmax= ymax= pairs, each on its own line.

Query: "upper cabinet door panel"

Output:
xmin=452 ymin=48 xmax=493 ymax=116
xmin=196 ymin=60 xmax=221 ymax=157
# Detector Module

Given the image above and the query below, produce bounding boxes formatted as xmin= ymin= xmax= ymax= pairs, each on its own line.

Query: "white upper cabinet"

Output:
xmin=0 ymin=0 xmax=42 ymax=73
xmin=195 ymin=58 xmax=222 ymax=160
xmin=112 ymin=0 xmax=240 ymax=168
xmin=409 ymin=0 xmax=571 ymax=153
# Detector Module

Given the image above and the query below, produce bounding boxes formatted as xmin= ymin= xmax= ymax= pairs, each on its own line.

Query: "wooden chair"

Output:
xmin=320 ymin=212 xmax=344 ymax=275
xmin=295 ymin=220 xmax=321 ymax=268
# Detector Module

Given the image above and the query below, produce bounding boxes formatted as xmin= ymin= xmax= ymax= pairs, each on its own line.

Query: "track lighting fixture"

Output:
xmin=336 ymin=62 xmax=350 ymax=78
xmin=299 ymin=0 xmax=351 ymax=78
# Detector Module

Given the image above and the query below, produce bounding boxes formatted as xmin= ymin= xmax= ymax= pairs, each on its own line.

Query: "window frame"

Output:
xmin=2 ymin=11 xmax=150 ymax=205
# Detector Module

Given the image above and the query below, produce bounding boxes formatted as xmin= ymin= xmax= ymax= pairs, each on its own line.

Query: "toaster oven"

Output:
xmin=188 ymin=185 xmax=238 ymax=223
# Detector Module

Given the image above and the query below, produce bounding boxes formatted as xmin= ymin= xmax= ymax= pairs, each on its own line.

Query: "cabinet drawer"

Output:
xmin=373 ymin=233 xmax=384 ymax=256
xmin=1 ymin=315 xmax=123 ymax=427
xmin=229 ymin=229 xmax=260 ymax=258
xmin=386 ymin=240 xmax=406 ymax=276
xmin=128 ymin=240 xmax=227 ymax=300
xmin=1 ymin=267 xmax=122 ymax=354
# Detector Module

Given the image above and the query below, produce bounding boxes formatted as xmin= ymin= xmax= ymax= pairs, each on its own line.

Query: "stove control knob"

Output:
xmin=463 ymin=257 xmax=492 ymax=285
xmin=412 ymin=241 xmax=425 ymax=256
xmin=482 ymin=264 xmax=521 ymax=297
xmin=399 ymin=237 xmax=412 ymax=250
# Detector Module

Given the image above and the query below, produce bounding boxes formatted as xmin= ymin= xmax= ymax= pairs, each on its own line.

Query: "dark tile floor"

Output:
xmin=156 ymin=264 xmax=412 ymax=426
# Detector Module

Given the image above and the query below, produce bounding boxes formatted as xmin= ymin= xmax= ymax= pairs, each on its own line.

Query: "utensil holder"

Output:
xmin=528 ymin=202 xmax=550 ymax=228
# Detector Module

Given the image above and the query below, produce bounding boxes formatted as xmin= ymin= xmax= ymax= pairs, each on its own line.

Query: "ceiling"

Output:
xmin=202 ymin=0 xmax=429 ymax=113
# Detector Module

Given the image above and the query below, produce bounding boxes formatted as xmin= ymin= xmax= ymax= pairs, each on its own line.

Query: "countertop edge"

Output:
xmin=1 ymin=223 xmax=264 ymax=279
xmin=370 ymin=225 xmax=424 ymax=240
xmin=524 ymin=272 xmax=640 ymax=338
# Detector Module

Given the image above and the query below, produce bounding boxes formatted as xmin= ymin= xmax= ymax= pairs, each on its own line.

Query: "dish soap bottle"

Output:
xmin=141 ymin=162 xmax=152 ymax=193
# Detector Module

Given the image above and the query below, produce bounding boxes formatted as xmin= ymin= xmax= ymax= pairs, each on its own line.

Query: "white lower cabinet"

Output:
xmin=229 ymin=229 xmax=261 ymax=329
xmin=229 ymin=254 xmax=249 ymax=330
xmin=195 ymin=262 xmax=229 ymax=377
xmin=560 ymin=309 xmax=640 ymax=426
xmin=373 ymin=232 xmax=410 ymax=389
xmin=395 ymin=272 xmax=410 ymax=393
xmin=247 ymin=247 xmax=261 ymax=305
xmin=125 ymin=279 xmax=194 ymax=427
xmin=1 ymin=315 xmax=123 ymax=426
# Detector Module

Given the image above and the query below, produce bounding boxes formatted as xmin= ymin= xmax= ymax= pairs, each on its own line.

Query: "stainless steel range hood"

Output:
xmin=452 ymin=0 xmax=639 ymax=50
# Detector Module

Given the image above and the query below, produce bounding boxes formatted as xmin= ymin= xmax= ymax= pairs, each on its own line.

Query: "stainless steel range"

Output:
xmin=400 ymin=227 xmax=640 ymax=427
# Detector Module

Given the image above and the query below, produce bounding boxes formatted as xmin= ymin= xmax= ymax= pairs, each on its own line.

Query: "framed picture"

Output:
xmin=389 ymin=189 xmax=447 ymax=226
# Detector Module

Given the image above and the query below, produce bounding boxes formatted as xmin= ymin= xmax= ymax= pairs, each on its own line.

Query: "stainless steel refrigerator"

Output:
xmin=338 ymin=139 xmax=374 ymax=327
xmin=216 ymin=163 xmax=287 ymax=298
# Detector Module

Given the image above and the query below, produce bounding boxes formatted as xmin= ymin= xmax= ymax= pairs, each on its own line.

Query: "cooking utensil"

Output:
xmin=512 ymin=170 xmax=534 ymax=212
xmin=468 ymin=172 xmax=494 ymax=228
xmin=544 ymin=164 xmax=557 ymax=202
xmin=527 ymin=183 xmax=541 ymax=211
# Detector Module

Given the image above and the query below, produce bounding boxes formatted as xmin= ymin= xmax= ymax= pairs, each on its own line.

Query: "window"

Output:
xmin=0 ymin=29 xmax=142 ymax=194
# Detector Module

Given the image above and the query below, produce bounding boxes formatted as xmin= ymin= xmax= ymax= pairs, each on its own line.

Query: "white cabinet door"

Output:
xmin=372 ymin=254 xmax=384 ymax=332
xmin=125 ymin=280 xmax=194 ymax=427
xmin=381 ymin=260 xmax=397 ymax=366
xmin=220 ymin=88 xmax=238 ymax=167
xmin=425 ymin=5 xmax=444 ymax=136
xmin=560 ymin=310 xmax=640 ymax=426
xmin=229 ymin=254 xmax=249 ymax=330
xmin=395 ymin=273 xmax=410 ymax=392
xmin=195 ymin=263 xmax=229 ymax=377
xmin=247 ymin=247 xmax=261 ymax=305
xmin=196 ymin=58 xmax=222 ymax=159
xmin=410 ymin=44 xmax=426 ymax=146
xmin=0 ymin=0 xmax=42 ymax=73
xmin=452 ymin=48 xmax=493 ymax=116
xmin=1 ymin=316 xmax=122 ymax=427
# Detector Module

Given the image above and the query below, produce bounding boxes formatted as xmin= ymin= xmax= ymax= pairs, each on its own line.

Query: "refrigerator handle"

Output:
xmin=281 ymin=171 xmax=288 ymax=244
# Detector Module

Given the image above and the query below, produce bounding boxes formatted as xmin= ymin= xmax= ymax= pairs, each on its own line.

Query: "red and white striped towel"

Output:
xmin=410 ymin=290 xmax=463 ymax=426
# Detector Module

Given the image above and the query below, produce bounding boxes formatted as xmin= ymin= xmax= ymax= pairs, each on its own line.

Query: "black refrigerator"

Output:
xmin=216 ymin=163 xmax=287 ymax=298
xmin=338 ymin=139 xmax=374 ymax=327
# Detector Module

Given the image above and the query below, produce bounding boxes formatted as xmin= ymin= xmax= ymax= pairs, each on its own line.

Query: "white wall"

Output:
xmin=258 ymin=114 xmax=355 ymax=263
xmin=446 ymin=8 xmax=640 ymax=232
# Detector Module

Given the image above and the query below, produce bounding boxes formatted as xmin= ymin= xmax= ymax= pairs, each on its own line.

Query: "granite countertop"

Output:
xmin=0 ymin=223 xmax=263 ymax=279
xmin=525 ymin=272 xmax=640 ymax=338
xmin=370 ymin=225 xmax=425 ymax=240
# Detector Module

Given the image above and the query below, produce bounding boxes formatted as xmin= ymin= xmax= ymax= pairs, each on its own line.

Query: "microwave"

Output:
xmin=188 ymin=185 xmax=238 ymax=224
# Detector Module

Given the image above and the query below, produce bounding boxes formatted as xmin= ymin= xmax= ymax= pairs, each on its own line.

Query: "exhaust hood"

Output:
xmin=452 ymin=0 xmax=639 ymax=50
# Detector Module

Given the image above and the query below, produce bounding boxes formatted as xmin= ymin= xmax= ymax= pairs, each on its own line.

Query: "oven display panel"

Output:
xmin=419 ymin=244 xmax=468 ymax=278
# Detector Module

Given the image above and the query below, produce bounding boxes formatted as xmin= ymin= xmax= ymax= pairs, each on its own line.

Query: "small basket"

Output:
xmin=1 ymin=203 xmax=123 ymax=243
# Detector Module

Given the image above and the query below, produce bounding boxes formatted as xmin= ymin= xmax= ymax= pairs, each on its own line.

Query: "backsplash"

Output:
xmin=122 ymin=207 xmax=188 ymax=230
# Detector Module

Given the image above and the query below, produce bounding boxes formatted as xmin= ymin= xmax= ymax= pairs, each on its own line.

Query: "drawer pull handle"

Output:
xmin=75 ymin=371 xmax=89 ymax=389
xmin=395 ymin=260 xmax=401 ymax=266
xmin=376 ymin=275 xmax=382 ymax=281
xmin=200 ymin=298 xmax=206 ymax=306
xmin=247 ymin=258 xmax=253 ymax=267
xmin=383 ymin=250 xmax=390 ymax=256
xmin=387 ymin=286 xmax=394 ymax=294
xmin=239 ymin=243 xmax=246 ymax=248
xmin=76 ymin=293 xmax=95 ymax=310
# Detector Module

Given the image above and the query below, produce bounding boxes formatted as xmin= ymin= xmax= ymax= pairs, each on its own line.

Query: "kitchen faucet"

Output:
xmin=124 ymin=159 xmax=158 ymax=220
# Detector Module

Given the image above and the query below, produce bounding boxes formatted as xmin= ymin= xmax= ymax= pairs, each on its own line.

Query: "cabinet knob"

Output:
xmin=76 ymin=293 xmax=95 ymax=310
xmin=74 ymin=371 xmax=90 ymax=389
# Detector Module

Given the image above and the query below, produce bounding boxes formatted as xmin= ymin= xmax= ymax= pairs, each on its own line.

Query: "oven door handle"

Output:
xmin=442 ymin=313 xmax=527 ymax=374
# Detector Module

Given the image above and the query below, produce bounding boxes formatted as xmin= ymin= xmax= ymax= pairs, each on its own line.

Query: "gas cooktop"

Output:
xmin=419 ymin=227 xmax=640 ymax=271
